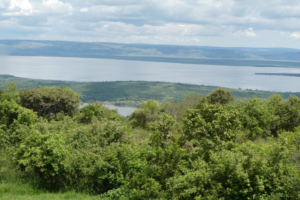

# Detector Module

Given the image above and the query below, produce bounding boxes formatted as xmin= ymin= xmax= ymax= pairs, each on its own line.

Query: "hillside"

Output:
xmin=0 ymin=75 xmax=299 ymax=106
xmin=1 ymin=40 xmax=300 ymax=68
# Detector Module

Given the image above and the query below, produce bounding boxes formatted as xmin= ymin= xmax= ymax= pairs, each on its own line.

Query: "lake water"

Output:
xmin=80 ymin=103 xmax=136 ymax=117
xmin=103 ymin=104 xmax=136 ymax=117
xmin=1 ymin=56 xmax=300 ymax=92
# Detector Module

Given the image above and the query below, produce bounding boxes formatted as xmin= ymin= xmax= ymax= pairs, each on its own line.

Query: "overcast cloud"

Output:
xmin=0 ymin=0 xmax=300 ymax=48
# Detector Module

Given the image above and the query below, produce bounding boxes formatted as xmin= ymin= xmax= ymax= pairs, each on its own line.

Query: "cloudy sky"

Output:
xmin=0 ymin=0 xmax=300 ymax=48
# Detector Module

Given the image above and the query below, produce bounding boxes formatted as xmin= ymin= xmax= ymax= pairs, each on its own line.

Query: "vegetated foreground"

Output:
xmin=1 ymin=82 xmax=300 ymax=199
xmin=1 ymin=74 xmax=300 ymax=107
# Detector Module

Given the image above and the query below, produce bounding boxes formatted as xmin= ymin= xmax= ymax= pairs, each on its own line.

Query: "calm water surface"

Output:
xmin=1 ymin=56 xmax=300 ymax=92
xmin=80 ymin=103 xmax=136 ymax=117
xmin=103 ymin=104 xmax=136 ymax=117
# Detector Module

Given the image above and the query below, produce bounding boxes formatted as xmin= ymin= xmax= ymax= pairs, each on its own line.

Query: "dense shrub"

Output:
xmin=206 ymin=88 xmax=234 ymax=105
xmin=2 ymin=88 xmax=300 ymax=199
xmin=19 ymin=86 xmax=81 ymax=117
xmin=14 ymin=130 xmax=69 ymax=190
xmin=129 ymin=100 xmax=165 ymax=129
xmin=184 ymin=103 xmax=241 ymax=153
xmin=0 ymin=100 xmax=37 ymax=146
xmin=80 ymin=101 xmax=123 ymax=123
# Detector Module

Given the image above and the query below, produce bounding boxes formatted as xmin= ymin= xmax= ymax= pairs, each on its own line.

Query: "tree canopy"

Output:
xmin=206 ymin=87 xmax=234 ymax=104
xmin=19 ymin=86 xmax=81 ymax=117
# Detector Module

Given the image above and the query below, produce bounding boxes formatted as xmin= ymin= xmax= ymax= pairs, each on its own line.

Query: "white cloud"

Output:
xmin=38 ymin=0 xmax=73 ymax=15
xmin=1 ymin=0 xmax=300 ymax=48
xmin=290 ymin=32 xmax=300 ymax=39
xmin=80 ymin=7 xmax=89 ymax=12
xmin=1 ymin=0 xmax=73 ymax=16
xmin=234 ymin=28 xmax=256 ymax=37
xmin=3 ymin=0 xmax=33 ymax=16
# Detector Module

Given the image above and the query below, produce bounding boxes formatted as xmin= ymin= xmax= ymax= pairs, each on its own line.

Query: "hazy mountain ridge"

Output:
xmin=1 ymin=40 xmax=300 ymax=62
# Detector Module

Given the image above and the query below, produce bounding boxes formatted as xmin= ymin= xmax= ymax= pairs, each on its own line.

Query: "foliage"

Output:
xmin=14 ymin=131 xmax=69 ymax=190
xmin=1 ymin=75 xmax=300 ymax=105
xmin=0 ymin=100 xmax=37 ymax=146
xmin=206 ymin=88 xmax=234 ymax=105
xmin=1 ymin=85 xmax=300 ymax=199
xmin=268 ymin=94 xmax=300 ymax=133
xmin=0 ymin=82 xmax=20 ymax=103
xmin=237 ymin=97 xmax=275 ymax=139
xmin=163 ymin=93 xmax=203 ymax=121
xmin=19 ymin=86 xmax=81 ymax=117
xmin=129 ymin=100 xmax=164 ymax=129
xmin=168 ymin=142 xmax=300 ymax=199
xmin=183 ymin=103 xmax=241 ymax=153
xmin=80 ymin=101 xmax=123 ymax=123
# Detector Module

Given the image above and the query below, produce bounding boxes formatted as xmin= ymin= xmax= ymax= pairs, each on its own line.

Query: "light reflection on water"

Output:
xmin=103 ymin=104 xmax=136 ymax=117
xmin=80 ymin=103 xmax=136 ymax=117
xmin=1 ymin=56 xmax=300 ymax=92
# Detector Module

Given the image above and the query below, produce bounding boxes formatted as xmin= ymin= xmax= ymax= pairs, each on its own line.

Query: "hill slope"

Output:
xmin=0 ymin=75 xmax=299 ymax=106
xmin=1 ymin=40 xmax=300 ymax=67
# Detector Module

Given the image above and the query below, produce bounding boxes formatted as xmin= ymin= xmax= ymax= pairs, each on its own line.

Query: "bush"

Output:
xmin=129 ymin=100 xmax=164 ymax=129
xmin=19 ymin=86 xmax=81 ymax=117
xmin=168 ymin=141 xmax=300 ymax=199
xmin=206 ymin=88 xmax=234 ymax=105
xmin=184 ymin=103 xmax=241 ymax=153
xmin=14 ymin=131 xmax=69 ymax=190
xmin=0 ymin=100 xmax=37 ymax=146
xmin=237 ymin=98 xmax=275 ymax=139
xmin=80 ymin=101 xmax=123 ymax=123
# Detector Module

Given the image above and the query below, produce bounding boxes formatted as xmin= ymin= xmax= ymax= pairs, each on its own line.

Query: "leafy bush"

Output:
xmin=3 ymin=90 xmax=300 ymax=199
xmin=129 ymin=100 xmax=165 ymax=129
xmin=168 ymin=141 xmax=300 ymax=199
xmin=206 ymin=88 xmax=234 ymax=105
xmin=14 ymin=130 xmax=69 ymax=190
xmin=237 ymin=98 xmax=275 ymax=139
xmin=0 ymin=100 xmax=37 ymax=146
xmin=19 ymin=86 xmax=81 ymax=117
xmin=184 ymin=103 xmax=241 ymax=153
xmin=80 ymin=101 xmax=123 ymax=123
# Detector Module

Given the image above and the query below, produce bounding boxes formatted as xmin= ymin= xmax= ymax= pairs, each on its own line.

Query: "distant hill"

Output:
xmin=1 ymin=40 xmax=300 ymax=68
xmin=0 ymin=75 xmax=299 ymax=107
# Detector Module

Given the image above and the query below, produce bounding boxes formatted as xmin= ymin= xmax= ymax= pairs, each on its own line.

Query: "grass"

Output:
xmin=0 ymin=183 xmax=100 ymax=200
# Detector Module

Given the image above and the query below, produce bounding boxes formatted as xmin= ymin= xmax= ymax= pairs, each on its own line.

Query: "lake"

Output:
xmin=80 ymin=103 xmax=136 ymax=117
xmin=1 ymin=56 xmax=300 ymax=92
xmin=103 ymin=104 xmax=136 ymax=117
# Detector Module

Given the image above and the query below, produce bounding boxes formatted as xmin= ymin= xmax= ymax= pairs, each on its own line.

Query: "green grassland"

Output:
xmin=0 ymin=74 xmax=299 ymax=106
xmin=0 ymin=183 xmax=98 ymax=200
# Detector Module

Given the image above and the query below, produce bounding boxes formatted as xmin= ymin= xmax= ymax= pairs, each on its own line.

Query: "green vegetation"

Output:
xmin=1 ymin=82 xmax=300 ymax=199
xmin=19 ymin=86 xmax=81 ymax=117
xmin=1 ymin=75 xmax=300 ymax=107
xmin=0 ymin=183 xmax=98 ymax=200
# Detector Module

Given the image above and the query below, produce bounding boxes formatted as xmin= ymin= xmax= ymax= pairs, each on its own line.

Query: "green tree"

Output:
xmin=129 ymin=100 xmax=164 ymax=129
xmin=14 ymin=131 xmax=69 ymax=190
xmin=184 ymin=103 xmax=241 ymax=154
xmin=0 ymin=82 xmax=20 ymax=102
xmin=237 ymin=97 xmax=275 ymax=138
xmin=5 ymin=82 xmax=17 ymax=93
xmin=206 ymin=88 xmax=234 ymax=105
xmin=0 ymin=100 xmax=37 ymax=146
xmin=80 ymin=101 xmax=123 ymax=123
xmin=19 ymin=86 xmax=81 ymax=117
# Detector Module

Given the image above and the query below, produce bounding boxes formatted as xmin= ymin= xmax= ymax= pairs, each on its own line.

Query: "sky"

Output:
xmin=0 ymin=0 xmax=300 ymax=48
